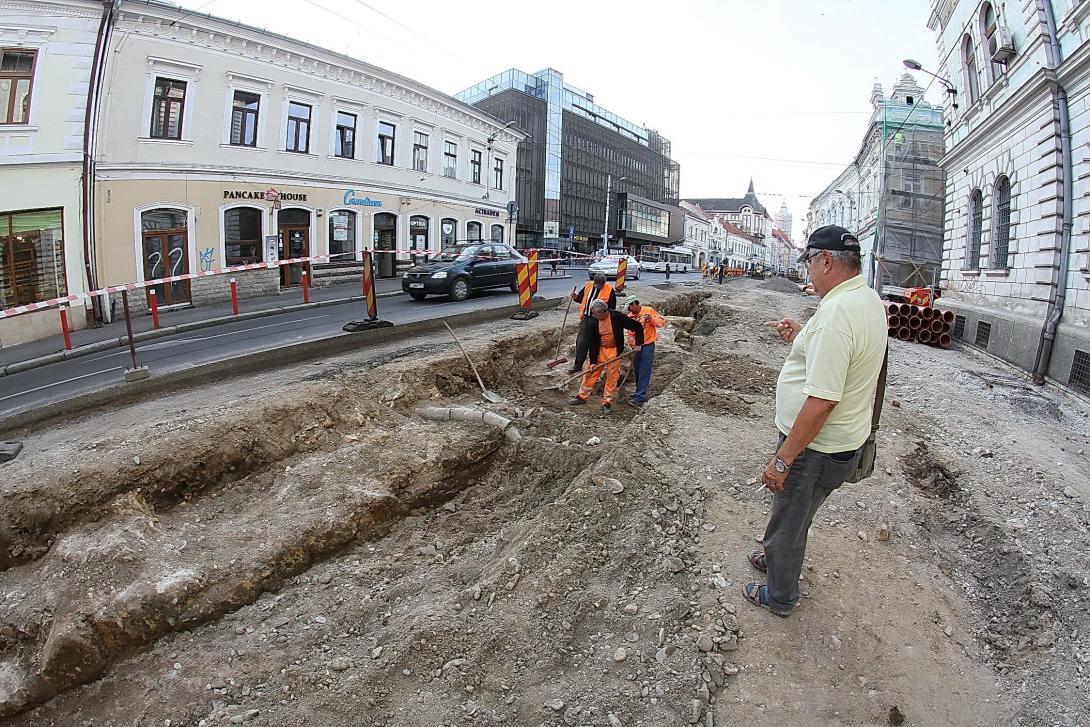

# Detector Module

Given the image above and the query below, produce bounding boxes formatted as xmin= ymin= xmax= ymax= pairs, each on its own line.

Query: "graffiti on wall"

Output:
xmin=199 ymin=248 xmax=215 ymax=272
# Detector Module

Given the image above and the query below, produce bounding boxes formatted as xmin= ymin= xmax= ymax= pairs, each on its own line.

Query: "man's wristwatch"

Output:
xmin=774 ymin=456 xmax=791 ymax=474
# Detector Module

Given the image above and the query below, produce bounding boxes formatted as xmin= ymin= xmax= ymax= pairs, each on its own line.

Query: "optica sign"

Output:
xmin=343 ymin=190 xmax=384 ymax=207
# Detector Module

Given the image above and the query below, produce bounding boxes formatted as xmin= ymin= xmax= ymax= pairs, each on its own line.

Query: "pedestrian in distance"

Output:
xmin=717 ymin=263 xmax=725 ymax=285
xmin=744 ymin=225 xmax=887 ymax=618
xmin=569 ymin=299 xmax=643 ymax=415
xmin=625 ymin=299 xmax=665 ymax=407
xmin=569 ymin=273 xmax=616 ymax=374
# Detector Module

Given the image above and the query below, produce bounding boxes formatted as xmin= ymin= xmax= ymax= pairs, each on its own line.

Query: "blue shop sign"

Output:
xmin=343 ymin=190 xmax=384 ymax=207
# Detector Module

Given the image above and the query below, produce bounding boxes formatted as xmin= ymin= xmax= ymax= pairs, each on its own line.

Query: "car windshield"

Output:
xmin=433 ymin=245 xmax=482 ymax=262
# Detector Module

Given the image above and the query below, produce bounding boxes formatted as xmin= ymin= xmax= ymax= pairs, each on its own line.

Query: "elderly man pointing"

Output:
xmin=744 ymin=225 xmax=887 ymax=618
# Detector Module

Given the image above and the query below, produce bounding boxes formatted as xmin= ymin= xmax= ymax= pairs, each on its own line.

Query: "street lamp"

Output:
xmin=903 ymin=59 xmax=958 ymax=109
xmin=603 ymin=174 xmax=626 ymax=255
xmin=483 ymin=121 xmax=517 ymax=201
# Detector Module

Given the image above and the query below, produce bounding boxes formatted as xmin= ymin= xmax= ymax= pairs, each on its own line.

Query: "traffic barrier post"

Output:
xmin=148 ymin=289 xmax=160 ymax=330
xmin=511 ymin=262 xmax=539 ymax=320
xmin=301 ymin=270 xmax=310 ymax=304
xmin=230 ymin=278 xmax=239 ymax=316
xmin=59 ymin=305 xmax=72 ymax=351
xmin=616 ymin=257 xmax=628 ymax=297
xmin=121 ymin=290 xmax=149 ymax=381
xmin=343 ymin=249 xmax=393 ymax=332
xmin=528 ymin=250 xmax=539 ymax=296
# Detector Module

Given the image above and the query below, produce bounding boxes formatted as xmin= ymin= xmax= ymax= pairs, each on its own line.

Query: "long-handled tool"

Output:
xmin=443 ymin=322 xmax=503 ymax=403
xmin=542 ymin=349 xmax=636 ymax=392
xmin=546 ymin=287 xmax=577 ymax=369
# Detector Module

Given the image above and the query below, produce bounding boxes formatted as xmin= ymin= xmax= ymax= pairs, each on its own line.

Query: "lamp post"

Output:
xmin=483 ymin=120 xmax=517 ymax=202
xmin=602 ymin=174 xmax=626 ymax=255
xmin=903 ymin=59 xmax=958 ymax=109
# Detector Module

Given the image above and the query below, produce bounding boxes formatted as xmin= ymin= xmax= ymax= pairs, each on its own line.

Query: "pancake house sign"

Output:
xmin=223 ymin=189 xmax=308 ymax=201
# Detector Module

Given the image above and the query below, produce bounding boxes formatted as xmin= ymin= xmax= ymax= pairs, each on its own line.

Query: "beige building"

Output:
xmin=0 ymin=0 xmax=108 ymax=346
xmin=92 ymin=1 xmax=521 ymax=315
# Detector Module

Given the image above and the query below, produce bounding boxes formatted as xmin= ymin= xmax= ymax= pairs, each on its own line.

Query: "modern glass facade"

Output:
xmin=457 ymin=68 xmax=680 ymax=253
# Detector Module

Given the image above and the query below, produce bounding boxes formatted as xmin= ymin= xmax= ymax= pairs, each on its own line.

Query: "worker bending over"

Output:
xmin=569 ymin=273 xmax=616 ymax=374
xmin=569 ymin=299 xmax=643 ymax=415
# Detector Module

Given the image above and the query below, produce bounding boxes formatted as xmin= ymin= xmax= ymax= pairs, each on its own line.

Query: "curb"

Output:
xmin=0 ymin=290 xmax=401 ymax=378
xmin=0 ymin=295 xmax=566 ymax=435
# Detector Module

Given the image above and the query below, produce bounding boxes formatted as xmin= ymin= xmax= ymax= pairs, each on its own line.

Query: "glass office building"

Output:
xmin=457 ymin=68 xmax=681 ymax=253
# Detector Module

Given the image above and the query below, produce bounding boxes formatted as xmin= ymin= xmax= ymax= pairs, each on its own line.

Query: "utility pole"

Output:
xmin=602 ymin=174 xmax=626 ymax=256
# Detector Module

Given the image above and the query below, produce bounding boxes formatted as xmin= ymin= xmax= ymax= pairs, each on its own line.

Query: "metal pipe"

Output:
xmin=942 ymin=310 xmax=955 ymax=324
xmin=918 ymin=329 xmax=933 ymax=344
xmin=897 ymin=327 xmax=912 ymax=341
xmin=930 ymin=319 xmax=944 ymax=333
xmin=887 ymin=315 xmax=901 ymax=328
xmin=938 ymin=333 xmax=952 ymax=348
xmin=908 ymin=316 xmax=922 ymax=330
xmin=1033 ymin=0 xmax=1075 ymax=385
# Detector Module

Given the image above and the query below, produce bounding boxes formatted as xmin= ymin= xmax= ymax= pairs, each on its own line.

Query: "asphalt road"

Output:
xmin=0 ymin=272 xmax=695 ymax=420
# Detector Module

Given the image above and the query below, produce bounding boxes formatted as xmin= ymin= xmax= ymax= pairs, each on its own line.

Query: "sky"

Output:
xmin=170 ymin=0 xmax=941 ymax=240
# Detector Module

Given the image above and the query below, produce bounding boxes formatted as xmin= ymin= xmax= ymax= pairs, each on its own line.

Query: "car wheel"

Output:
xmin=409 ymin=291 xmax=427 ymax=301
xmin=450 ymin=277 xmax=470 ymax=302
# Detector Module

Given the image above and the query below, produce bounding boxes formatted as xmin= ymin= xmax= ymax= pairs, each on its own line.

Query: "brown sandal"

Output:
xmin=747 ymin=550 xmax=767 ymax=572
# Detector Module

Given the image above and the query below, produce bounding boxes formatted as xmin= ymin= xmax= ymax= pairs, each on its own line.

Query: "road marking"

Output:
xmin=0 ymin=367 xmax=123 ymax=403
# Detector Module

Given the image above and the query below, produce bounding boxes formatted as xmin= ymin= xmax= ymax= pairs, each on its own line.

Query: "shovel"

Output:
xmin=546 ymin=288 xmax=577 ymax=369
xmin=541 ymin=349 xmax=636 ymax=392
xmin=443 ymin=322 xmax=503 ymax=403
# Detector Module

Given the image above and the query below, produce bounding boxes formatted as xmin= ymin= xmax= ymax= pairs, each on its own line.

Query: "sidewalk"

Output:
xmin=0 ymin=277 xmax=402 ymax=374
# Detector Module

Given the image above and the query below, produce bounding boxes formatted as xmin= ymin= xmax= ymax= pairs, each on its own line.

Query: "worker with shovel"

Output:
xmin=625 ymin=298 xmax=666 ymax=407
xmin=568 ymin=273 xmax=617 ymax=374
xmin=569 ymin=299 xmax=643 ymax=415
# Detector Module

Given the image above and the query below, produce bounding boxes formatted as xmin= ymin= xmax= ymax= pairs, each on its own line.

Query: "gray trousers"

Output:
xmin=762 ymin=436 xmax=860 ymax=611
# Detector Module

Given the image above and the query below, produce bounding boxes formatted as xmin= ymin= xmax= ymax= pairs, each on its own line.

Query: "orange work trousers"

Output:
xmin=578 ymin=345 xmax=621 ymax=404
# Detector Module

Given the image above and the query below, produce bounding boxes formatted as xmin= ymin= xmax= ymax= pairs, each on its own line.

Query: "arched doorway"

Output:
xmin=410 ymin=215 xmax=429 ymax=264
xmin=141 ymin=207 xmax=191 ymax=305
xmin=374 ymin=212 xmax=397 ymax=278
xmin=278 ymin=208 xmax=311 ymax=287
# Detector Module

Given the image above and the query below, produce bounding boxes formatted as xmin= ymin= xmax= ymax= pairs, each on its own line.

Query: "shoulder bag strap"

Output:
xmin=870 ymin=346 xmax=890 ymax=433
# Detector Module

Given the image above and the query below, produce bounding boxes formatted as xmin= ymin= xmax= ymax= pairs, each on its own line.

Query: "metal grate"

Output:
xmin=1071 ymin=350 xmax=1090 ymax=394
xmin=975 ymin=321 xmax=992 ymax=348
xmin=953 ymin=315 xmax=966 ymax=339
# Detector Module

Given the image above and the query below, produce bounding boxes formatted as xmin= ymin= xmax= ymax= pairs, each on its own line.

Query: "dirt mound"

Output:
xmin=758 ymin=276 xmax=803 ymax=294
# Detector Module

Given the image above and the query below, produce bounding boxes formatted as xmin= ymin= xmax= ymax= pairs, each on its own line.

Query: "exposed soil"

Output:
xmin=1 ymin=279 xmax=1088 ymax=727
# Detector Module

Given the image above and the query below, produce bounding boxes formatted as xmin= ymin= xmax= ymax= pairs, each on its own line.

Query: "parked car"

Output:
xmin=587 ymin=255 xmax=641 ymax=281
xmin=401 ymin=243 xmax=526 ymax=301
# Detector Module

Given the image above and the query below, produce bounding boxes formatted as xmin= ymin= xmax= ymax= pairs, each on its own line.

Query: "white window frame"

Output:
xmin=222 ymin=73 xmax=273 ymax=149
xmin=329 ymin=98 xmax=365 ymax=160
xmin=0 ymin=25 xmax=54 ymax=132
xmin=279 ymin=85 xmax=321 ymax=156
xmin=374 ymin=108 xmax=404 ymax=166
xmin=141 ymin=57 xmax=202 ymax=144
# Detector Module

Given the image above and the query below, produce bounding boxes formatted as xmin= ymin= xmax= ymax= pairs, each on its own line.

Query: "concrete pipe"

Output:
xmin=897 ymin=326 xmax=912 ymax=341
xmin=416 ymin=406 xmax=522 ymax=444
xmin=930 ymin=319 xmax=945 ymax=333
xmin=908 ymin=316 xmax=923 ymax=330
xmin=918 ymin=329 xmax=933 ymax=344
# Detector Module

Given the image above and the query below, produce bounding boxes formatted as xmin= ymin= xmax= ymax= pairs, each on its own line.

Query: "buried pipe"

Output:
xmin=415 ymin=406 xmax=522 ymax=444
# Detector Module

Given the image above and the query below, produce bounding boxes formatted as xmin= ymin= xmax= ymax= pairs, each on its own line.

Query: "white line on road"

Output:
xmin=0 ymin=367 xmax=123 ymax=403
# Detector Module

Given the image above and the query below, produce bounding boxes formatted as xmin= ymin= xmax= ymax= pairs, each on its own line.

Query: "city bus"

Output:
xmin=638 ymin=245 xmax=694 ymax=273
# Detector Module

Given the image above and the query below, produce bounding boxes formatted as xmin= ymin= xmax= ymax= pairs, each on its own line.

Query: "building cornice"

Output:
xmin=0 ymin=0 xmax=100 ymax=19
xmin=116 ymin=2 xmax=526 ymax=144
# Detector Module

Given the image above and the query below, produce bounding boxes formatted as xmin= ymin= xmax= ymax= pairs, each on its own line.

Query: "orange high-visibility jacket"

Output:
xmin=574 ymin=281 xmax=616 ymax=318
xmin=627 ymin=305 xmax=666 ymax=345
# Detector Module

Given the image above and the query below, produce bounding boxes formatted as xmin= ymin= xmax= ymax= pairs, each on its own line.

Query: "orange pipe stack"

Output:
xmin=885 ymin=302 xmax=952 ymax=348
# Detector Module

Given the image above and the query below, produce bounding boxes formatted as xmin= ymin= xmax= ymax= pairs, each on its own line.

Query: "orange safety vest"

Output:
xmin=627 ymin=305 xmax=666 ymax=345
xmin=578 ymin=281 xmax=614 ymax=318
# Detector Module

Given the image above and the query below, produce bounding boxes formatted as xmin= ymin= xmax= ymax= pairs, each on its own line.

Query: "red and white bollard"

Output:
xmin=302 ymin=270 xmax=310 ymax=304
xmin=148 ymin=289 xmax=160 ymax=330
xmin=230 ymin=278 xmax=239 ymax=316
xmin=59 ymin=305 xmax=72 ymax=351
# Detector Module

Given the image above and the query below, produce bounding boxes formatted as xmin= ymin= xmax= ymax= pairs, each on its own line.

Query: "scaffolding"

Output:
xmin=873 ymin=101 xmax=946 ymax=293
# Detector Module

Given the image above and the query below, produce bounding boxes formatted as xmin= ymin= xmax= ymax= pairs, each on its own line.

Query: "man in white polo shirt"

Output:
xmin=743 ymin=225 xmax=887 ymax=617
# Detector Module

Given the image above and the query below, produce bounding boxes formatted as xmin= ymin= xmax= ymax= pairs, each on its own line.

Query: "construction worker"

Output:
xmin=625 ymin=299 xmax=666 ymax=407
xmin=569 ymin=299 xmax=643 ymax=415
xmin=568 ymin=273 xmax=616 ymax=374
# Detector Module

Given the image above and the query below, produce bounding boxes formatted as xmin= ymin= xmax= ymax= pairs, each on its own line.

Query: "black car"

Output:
xmin=401 ymin=243 xmax=526 ymax=301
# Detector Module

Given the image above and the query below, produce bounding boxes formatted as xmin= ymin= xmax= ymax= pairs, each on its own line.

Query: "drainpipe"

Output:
xmin=1032 ymin=0 xmax=1074 ymax=384
xmin=80 ymin=0 xmax=118 ymax=326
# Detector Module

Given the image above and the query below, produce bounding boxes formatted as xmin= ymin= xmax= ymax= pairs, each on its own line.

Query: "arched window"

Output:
xmin=466 ymin=221 xmax=482 ymax=243
xmin=328 ymin=210 xmax=356 ymax=257
xmin=224 ymin=207 xmax=262 ymax=266
xmin=440 ymin=218 xmax=458 ymax=247
xmin=966 ymin=189 xmax=983 ymax=270
xmin=992 ymin=176 xmax=1011 ymax=268
xmin=491 ymin=224 xmax=504 ymax=244
xmin=962 ymin=34 xmax=980 ymax=105
xmin=980 ymin=3 xmax=1003 ymax=83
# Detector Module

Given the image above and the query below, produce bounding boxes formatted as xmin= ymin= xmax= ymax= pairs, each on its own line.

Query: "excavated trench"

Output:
xmin=0 ymin=291 xmax=711 ymax=719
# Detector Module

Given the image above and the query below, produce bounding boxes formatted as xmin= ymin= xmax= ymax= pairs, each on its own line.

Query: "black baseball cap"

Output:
xmin=798 ymin=225 xmax=861 ymax=263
